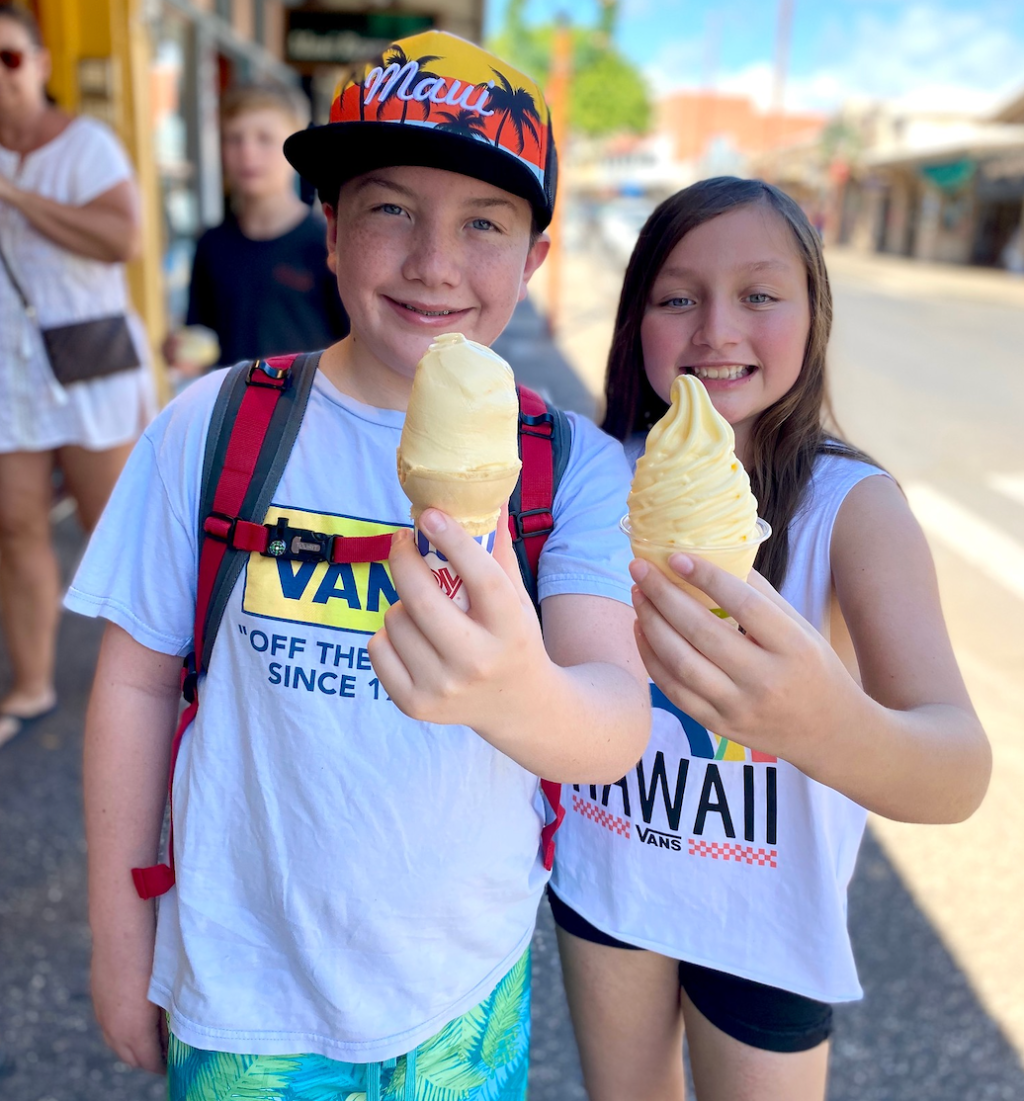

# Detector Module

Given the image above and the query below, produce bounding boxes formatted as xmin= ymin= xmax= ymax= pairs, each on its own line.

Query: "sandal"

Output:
xmin=0 ymin=704 xmax=58 ymax=750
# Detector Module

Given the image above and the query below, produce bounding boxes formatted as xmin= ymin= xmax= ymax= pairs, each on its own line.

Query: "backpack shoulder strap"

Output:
xmin=508 ymin=384 xmax=571 ymax=612
xmin=508 ymin=384 xmax=571 ymax=872
xmin=131 ymin=352 xmax=315 ymax=901
xmin=195 ymin=352 xmax=319 ymax=674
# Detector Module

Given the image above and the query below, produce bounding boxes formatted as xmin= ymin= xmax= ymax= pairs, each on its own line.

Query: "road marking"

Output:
xmin=989 ymin=473 xmax=1024 ymax=509
xmin=905 ymin=483 xmax=1024 ymax=604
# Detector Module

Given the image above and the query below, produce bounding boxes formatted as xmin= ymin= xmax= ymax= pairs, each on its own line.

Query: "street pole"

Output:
xmin=546 ymin=18 xmax=572 ymax=338
xmin=695 ymin=11 xmax=721 ymax=174
xmin=765 ymin=0 xmax=793 ymax=178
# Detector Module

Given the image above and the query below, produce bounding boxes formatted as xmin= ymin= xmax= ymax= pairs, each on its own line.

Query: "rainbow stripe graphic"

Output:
xmin=651 ymin=684 xmax=777 ymax=764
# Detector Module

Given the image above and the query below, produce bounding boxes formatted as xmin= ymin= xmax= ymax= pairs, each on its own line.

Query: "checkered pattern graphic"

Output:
xmin=688 ymin=840 xmax=778 ymax=868
xmin=572 ymin=794 xmax=630 ymax=839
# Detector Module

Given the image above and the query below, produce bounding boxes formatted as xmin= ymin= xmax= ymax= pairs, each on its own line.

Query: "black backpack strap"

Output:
xmin=196 ymin=351 xmax=320 ymax=672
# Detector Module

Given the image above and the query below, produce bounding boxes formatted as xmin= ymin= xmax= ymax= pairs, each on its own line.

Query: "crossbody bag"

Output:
xmin=0 ymin=239 xmax=140 ymax=385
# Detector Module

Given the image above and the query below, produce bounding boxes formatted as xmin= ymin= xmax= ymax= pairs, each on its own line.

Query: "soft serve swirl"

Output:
xmin=399 ymin=333 xmax=520 ymax=475
xmin=628 ymin=374 xmax=759 ymax=547
xmin=397 ymin=333 xmax=522 ymax=534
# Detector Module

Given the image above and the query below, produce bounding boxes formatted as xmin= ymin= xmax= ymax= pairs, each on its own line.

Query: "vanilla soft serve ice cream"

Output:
xmin=397 ymin=333 xmax=522 ymax=536
xmin=627 ymin=374 xmax=766 ymax=604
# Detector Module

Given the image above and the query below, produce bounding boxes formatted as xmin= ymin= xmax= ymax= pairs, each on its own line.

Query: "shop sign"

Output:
xmin=286 ymin=11 xmax=434 ymax=65
xmin=919 ymin=159 xmax=975 ymax=192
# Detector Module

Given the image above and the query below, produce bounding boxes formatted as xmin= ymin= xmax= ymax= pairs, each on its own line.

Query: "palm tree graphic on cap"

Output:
xmin=435 ymin=108 xmax=489 ymax=139
xmin=488 ymin=70 xmax=541 ymax=153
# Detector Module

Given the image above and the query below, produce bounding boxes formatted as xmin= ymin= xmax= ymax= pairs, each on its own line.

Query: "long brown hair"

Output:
xmin=602 ymin=177 xmax=877 ymax=591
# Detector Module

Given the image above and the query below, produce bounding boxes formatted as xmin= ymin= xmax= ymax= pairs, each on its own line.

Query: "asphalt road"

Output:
xmin=3 ymin=262 xmax=1024 ymax=1100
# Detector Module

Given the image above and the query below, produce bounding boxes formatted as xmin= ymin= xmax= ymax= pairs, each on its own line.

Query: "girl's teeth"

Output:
xmin=690 ymin=365 xmax=750 ymax=380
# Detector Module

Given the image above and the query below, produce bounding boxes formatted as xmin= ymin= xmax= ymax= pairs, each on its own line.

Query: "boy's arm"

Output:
xmin=84 ymin=623 xmax=183 ymax=1074
xmin=370 ymin=509 xmax=649 ymax=783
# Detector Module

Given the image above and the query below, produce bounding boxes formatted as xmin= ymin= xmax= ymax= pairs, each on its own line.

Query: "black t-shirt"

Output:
xmin=186 ymin=209 xmax=349 ymax=365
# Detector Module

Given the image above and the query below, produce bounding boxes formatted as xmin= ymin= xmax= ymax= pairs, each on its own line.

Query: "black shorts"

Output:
xmin=548 ymin=888 xmax=833 ymax=1054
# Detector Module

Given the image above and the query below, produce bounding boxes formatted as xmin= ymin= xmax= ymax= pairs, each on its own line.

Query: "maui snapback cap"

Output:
xmin=283 ymin=31 xmax=557 ymax=230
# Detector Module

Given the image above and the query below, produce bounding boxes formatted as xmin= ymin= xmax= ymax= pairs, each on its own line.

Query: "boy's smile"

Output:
xmin=321 ymin=165 xmax=548 ymax=409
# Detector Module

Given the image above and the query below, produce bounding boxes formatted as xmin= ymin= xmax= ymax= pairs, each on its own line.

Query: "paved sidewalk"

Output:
xmin=825 ymin=246 xmax=1024 ymax=308
xmin=494 ymin=295 xmax=597 ymax=420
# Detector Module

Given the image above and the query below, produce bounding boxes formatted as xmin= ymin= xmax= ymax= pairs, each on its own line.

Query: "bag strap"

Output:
xmin=195 ymin=352 xmax=319 ymax=674
xmin=0 ymin=239 xmax=35 ymax=317
xmin=133 ymin=352 xmax=309 ymax=900
xmin=508 ymin=385 xmax=571 ymax=612
xmin=508 ymin=385 xmax=571 ymax=871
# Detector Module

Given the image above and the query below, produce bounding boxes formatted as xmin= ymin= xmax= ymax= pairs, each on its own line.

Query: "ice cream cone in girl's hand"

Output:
xmin=624 ymin=374 xmax=770 ymax=611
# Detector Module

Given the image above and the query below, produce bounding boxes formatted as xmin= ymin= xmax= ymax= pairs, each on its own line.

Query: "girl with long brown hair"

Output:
xmin=549 ymin=177 xmax=990 ymax=1100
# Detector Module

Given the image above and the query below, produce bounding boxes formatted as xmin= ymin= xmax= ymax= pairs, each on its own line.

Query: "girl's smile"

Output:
xmin=640 ymin=204 xmax=811 ymax=461
xmin=682 ymin=362 xmax=757 ymax=385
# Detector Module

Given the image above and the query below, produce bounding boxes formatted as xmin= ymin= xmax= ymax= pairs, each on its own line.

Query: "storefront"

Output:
xmin=971 ymin=152 xmax=1024 ymax=267
xmin=285 ymin=9 xmax=434 ymax=123
xmin=148 ymin=0 xmax=298 ymax=327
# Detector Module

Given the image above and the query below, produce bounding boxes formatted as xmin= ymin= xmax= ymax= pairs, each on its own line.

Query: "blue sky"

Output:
xmin=484 ymin=0 xmax=1024 ymax=114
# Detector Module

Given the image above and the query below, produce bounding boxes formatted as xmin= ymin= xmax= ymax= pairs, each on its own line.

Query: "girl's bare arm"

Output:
xmin=820 ymin=474 xmax=990 ymax=821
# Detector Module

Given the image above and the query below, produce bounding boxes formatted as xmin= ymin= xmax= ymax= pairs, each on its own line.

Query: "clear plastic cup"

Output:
xmin=414 ymin=524 xmax=497 ymax=612
xmin=621 ymin=516 xmax=772 ymax=614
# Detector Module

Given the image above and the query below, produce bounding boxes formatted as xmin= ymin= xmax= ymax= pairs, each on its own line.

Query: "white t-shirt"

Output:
xmin=65 ymin=366 xmax=634 ymax=1061
xmin=550 ymin=450 xmax=889 ymax=1004
xmin=0 ymin=116 xmax=155 ymax=452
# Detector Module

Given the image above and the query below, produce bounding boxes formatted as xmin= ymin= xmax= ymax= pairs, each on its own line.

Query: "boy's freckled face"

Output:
xmin=324 ymin=165 xmax=547 ymax=387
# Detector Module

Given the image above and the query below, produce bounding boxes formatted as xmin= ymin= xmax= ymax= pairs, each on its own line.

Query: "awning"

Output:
xmin=919 ymin=159 xmax=975 ymax=191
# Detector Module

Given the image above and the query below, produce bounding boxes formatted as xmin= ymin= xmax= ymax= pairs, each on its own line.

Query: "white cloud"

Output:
xmin=647 ymin=2 xmax=1024 ymax=116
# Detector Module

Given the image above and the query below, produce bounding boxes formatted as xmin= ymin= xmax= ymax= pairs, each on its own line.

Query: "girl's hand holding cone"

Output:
xmin=630 ymin=551 xmax=860 ymax=772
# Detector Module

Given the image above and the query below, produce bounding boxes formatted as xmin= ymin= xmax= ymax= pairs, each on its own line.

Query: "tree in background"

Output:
xmin=489 ymin=0 xmax=651 ymax=137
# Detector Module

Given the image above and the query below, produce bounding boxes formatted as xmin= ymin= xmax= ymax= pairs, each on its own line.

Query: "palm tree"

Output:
xmin=487 ymin=69 xmax=541 ymax=155
xmin=434 ymin=108 xmax=490 ymax=140
xmin=374 ymin=45 xmax=442 ymax=123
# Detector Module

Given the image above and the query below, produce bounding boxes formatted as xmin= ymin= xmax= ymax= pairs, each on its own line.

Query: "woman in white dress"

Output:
xmin=0 ymin=2 xmax=154 ymax=746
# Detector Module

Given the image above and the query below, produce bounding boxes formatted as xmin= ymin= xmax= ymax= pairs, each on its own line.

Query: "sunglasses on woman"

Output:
xmin=0 ymin=49 xmax=26 ymax=70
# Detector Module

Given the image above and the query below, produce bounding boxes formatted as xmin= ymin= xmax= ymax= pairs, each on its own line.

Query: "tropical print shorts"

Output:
xmin=167 ymin=948 xmax=530 ymax=1101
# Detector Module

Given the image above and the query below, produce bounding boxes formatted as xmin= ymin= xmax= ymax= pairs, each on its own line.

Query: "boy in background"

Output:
xmin=167 ymin=82 xmax=348 ymax=377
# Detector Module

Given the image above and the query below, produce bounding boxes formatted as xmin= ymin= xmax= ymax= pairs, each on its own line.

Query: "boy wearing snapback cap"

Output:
xmin=69 ymin=31 xmax=648 ymax=1098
